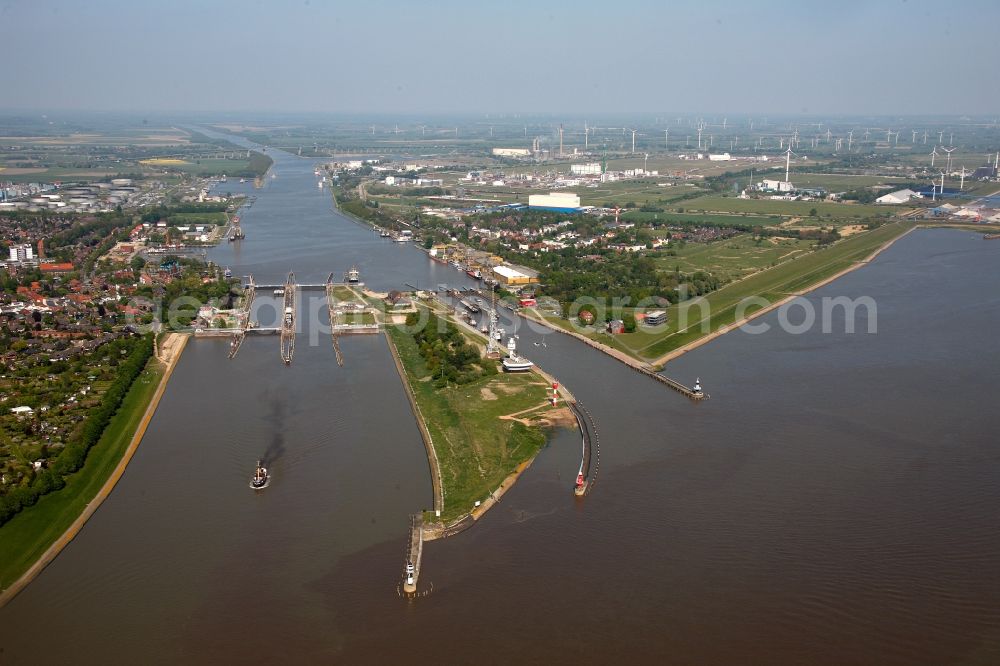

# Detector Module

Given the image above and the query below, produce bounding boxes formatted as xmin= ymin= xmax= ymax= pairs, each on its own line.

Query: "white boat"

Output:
xmin=273 ymin=288 xmax=285 ymax=296
xmin=501 ymin=336 xmax=534 ymax=372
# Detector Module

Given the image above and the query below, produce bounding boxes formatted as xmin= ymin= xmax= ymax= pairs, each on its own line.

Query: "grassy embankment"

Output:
xmin=0 ymin=360 xmax=164 ymax=591
xmin=532 ymin=222 xmax=915 ymax=363
xmin=385 ymin=325 xmax=553 ymax=523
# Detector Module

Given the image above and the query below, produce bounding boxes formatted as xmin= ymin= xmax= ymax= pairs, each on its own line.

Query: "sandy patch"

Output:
xmin=480 ymin=387 xmax=498 ymax=401
xmin=839 ymin=224 xmax=866 ymax=237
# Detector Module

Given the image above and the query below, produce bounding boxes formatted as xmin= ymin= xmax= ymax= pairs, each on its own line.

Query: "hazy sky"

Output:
xmin=2 ymin=0 xmax=998 ymax=115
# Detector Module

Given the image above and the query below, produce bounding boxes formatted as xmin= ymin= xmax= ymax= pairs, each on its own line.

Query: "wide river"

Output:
xmin=1 ymin=138 xmax=997 ymax=664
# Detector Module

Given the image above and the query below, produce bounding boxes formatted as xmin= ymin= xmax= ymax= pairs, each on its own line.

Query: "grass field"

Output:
xmin=160 ymin=158 xmax=252 ymax=176
xmin=329 ymin=285 xmax=362 ymax=301
xmin=0 ymin=360 xmax=164 ymax=591
xmin=532 ymin=222 xmax=914 ymax=363
xmin=683 ymin=194 xmax=889 ymax=219
xmin=624 ymin=210 xmax=786 ymax=226
xmin=386 ymin=325 xmax=552 ymax=522
xmin=0 ymin=166 xmax=118 ymax=184
xmin=655 ymin=233 xmax=816 ymax=282
xmin=167 ymin=211 xmax=228 ymax=226
xmin=778 ymin=173 xmax=911 ymax=190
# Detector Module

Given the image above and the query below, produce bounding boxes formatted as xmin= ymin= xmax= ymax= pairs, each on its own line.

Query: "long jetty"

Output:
xmin=325 ymin=273 xmax=345 ymax=366
xmin=402 ymin=513 xmax=423 ymax=595
xmin=227 ymin=275 xmax=255 ymax=359
xmin=570 ymin=401 xmax=598 ymax=496
xmin=279 ymin=272 xmax=296 ymax=365
xmin=518 ymin=311 xmax=708 ymax=400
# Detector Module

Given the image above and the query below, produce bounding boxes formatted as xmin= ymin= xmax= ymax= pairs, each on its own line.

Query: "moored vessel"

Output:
xmin=501 ymin=336 xmax=534 ymax=372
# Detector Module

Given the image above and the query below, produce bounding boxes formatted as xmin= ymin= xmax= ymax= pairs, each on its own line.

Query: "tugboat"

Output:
xmin=466 ymin=268 xmax=482 ymax=280
xmin=692 ymin=377 xmax=703 ymax=396
xmin=345 ymin=265 xmax=360 ymax=283
xmin=250 ymin=460 xmax=270 ymax=489
xmin=501 ymin=336 xmax=534 ymax=372
xmin=223 ymin=266 xmax=232 ymax=279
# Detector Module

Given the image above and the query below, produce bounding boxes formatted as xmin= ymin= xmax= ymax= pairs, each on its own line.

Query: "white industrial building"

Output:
xmin=527 ymin=192 xmax=581 ymax=212
xmin=759 ymin=179 xmax=794 ymax=193
xmin=570 ymin=162 xmax=602 ymax=175
xmin=8 ymin=243 xmax=34 ymax=263
xmin=492 ymin=148 xmax=531 ymax=158
xmin=708 ymin=153 xmax=733 ymax=161
xmin=875 ymin=189 xmax=919 ymax=205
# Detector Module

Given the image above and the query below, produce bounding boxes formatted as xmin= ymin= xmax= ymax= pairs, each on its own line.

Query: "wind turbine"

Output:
xmin=959 ymin=165 xmax=966 ymax=190
xmin=784 ymin=145 xmax=795 ymax=185
xmin=930 ymin=146 xmax=938 ymax=167
xmin=664 ymin=128 xmax=669 ymax=149
xmin=643 ymin=153 xmax=649 ymax=173
xmin=912 ymin=129 xmax=918 ymax=143
xmin=938 ymin=131 xmax=944 ymax=143
xmin=942 ymin=146 xmax=956 ymax=172
xmin=584 ymin=121 xmax=589 ymax=150
xmin=848 ymin=130 xmax=854 ymax=151
xmin=631 ymin=128 xmax=637 ymax=154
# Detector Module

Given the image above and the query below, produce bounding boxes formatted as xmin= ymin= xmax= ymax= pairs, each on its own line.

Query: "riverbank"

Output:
xmin=0 ymin=333 xmax=188 ymax=606
xmin=648 ymin=222 xmax=916 ymax=366
xmin=519 ymin=222 xmax=915 ymax=372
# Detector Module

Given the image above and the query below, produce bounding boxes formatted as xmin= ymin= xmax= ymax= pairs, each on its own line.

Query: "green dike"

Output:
xmin=528 ymin=222 xmax=913 ymax=363
xmin=0 ymin=360 xmax=165 ymax=591
xmin=386 ymin=325 xmax=551 ymax=523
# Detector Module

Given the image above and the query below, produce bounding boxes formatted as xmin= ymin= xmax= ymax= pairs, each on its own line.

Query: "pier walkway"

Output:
xmin=402 ymin=514 xmax=423 ymax=595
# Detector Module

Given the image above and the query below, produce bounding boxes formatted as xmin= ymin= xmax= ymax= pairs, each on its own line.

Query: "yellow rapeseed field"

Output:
xmin=139 ymin=158 xmax=189 ymax=166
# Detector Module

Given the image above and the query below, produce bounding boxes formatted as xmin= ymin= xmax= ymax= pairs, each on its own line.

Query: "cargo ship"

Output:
xmin=250 ymin=460 xmax=270 ymax=489
xmin=345 ymin=266 xmax=360 ymax=283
